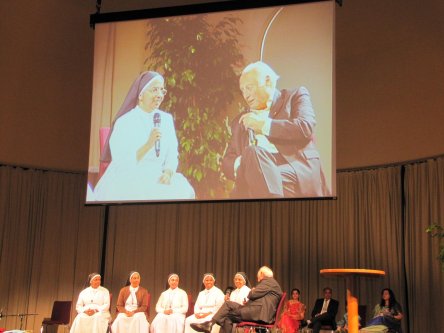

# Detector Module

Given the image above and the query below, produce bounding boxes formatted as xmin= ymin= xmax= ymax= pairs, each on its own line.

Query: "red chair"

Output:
xmin=235 ymin=291 xmax=287 ymax=333
xmin=145 ymin=293 xmax=151 ymax=318
xmin=99 ymin=127 xmax=111 ymax=179
xmin=186 ymin=293 xmax=195 ymax=317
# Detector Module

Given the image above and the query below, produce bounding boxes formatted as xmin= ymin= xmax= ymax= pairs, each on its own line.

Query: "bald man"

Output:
xmin=190 ymin=266 xmax=283 ymax=333
xmin=221 ymin=61 xmax=329 ymax=199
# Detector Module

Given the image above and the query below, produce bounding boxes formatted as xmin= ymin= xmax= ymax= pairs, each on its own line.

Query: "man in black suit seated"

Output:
xmin=190 ymin=266 xmax=283 ymax=333
xmin=307 ymin=287 xmax=339 ymax=333
xmin=221 ymin=61 xmax=329 ymax=199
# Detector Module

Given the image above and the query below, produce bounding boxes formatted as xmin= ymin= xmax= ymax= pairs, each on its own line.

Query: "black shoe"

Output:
xmin=190 ymin=321 xmax=213 ymax=333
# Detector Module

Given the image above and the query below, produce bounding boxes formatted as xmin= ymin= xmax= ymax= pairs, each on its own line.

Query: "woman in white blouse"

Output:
xmin=112 ymin=271 xmax=150 ymax=333
xmin=70 ymin=273 xmax=111 ymax=333
xmin=184 ymin=273 xmax=225 ymax=333
xmin=227 ymin=272 xmax=251 ymax=305
xmin=150 ymin=273 xmax=189 ymax=333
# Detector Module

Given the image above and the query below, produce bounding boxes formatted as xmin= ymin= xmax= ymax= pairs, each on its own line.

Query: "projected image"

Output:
xmin=86 ymin=1 xmax=335 ymax=203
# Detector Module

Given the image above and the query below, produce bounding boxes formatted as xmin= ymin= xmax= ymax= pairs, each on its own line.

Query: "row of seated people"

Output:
xmin=70 ymin=267 xmax=279 ymax=333
xmin=69 ymin=269 xmax=403 ymax=333
xmin=280 ymin=287 xmax=403 ymax=333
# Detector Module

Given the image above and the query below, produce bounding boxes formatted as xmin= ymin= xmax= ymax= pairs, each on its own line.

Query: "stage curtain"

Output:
xmin=103 ymin=165 xmax=407 ymax=331
xmin=0 ymin=165 xmax=105 ymax=331
xmin=404 ymin=157 xmax=444 ymax=333
xmin=1 ymin=158 xmax=444 ymax=333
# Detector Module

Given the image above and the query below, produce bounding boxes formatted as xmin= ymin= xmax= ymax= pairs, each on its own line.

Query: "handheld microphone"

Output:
xmin=224 ymin=286 xmax=234 ymax=297
xmin=153 ymin=113 xmax=161 ymax=157
xmin=248 ymin=128 xmax=257 ymax=146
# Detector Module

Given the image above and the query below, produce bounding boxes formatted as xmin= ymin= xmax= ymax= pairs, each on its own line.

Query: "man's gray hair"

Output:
xmin=258 ymin=266 xmax=274 ymax=278
xmin=242 ymin=61 xmax=280 ymax=87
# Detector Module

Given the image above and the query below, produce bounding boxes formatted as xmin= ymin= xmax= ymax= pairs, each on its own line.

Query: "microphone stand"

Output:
xmin=0 ymin=310 xmax=39 ymax=330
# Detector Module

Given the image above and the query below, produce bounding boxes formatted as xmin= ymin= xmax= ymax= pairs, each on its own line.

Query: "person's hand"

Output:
xmin=147 ymin=128 xmax=162 ymax=147
xmin=158 ymin=169 xmax=173 ymax=184
xmin=164 ymin=309 xmax=173 ymax=315
xmin=195 ymin=312 xmax=210 ymax=319
xmin=84 ymin=309 xmax=96 ymax=316
xmin=239 ymin=113 xmax=265 ymax=134
xmin=126 ymin=311 xmax=135 ymax=317
xmin=382 ymin=308 xmax=391 ymax=316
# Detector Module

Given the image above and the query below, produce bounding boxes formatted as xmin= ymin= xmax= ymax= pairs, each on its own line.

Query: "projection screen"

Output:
xmin=87 ymin=0 xmax=336 ymax=204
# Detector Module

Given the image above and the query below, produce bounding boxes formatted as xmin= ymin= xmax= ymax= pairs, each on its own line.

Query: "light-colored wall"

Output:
xmin=1 ymin=0 xmax=443 ymax=172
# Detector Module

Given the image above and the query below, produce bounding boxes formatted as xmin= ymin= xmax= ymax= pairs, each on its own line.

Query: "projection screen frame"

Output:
xmin=87 ymin=0 xmax=336 ymax=205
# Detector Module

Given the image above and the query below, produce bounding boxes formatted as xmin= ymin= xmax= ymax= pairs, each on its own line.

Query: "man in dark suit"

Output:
xmin=190 ymin=266 xmax=283 ymax=333
xmin=307 ymin=287 xmax=339 ymax=333
xmin=221 ymin=61 xmax=329 ymax=199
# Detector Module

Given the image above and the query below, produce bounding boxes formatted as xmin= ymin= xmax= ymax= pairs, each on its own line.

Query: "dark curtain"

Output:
xmin=0 ymin=165 xmax=105 ymax=330
xmin=404 ymin=158 xmax=444 ymax=333
xmin=1 ymin=158 xmax=443 ymax=333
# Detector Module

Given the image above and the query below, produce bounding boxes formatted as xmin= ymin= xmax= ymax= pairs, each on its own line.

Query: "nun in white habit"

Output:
xmin=150 ymin=273 xmax=189 ymax=333
xmin=112 ymin=271 xmax=150 ymax=333
xmin=70 ymin=273 xmax=111 ymax=333
xmin=184 ymin=273 xmax=224 ymax=333
xmin=94 ymin=71 xmax=195 ymax=201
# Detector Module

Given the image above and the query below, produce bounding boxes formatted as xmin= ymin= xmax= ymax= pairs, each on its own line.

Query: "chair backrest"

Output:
xmin=50 ymin=301 xmax=72 ymax=324
xmin=186 ymin=293 xmax=195 ymax=317
xmin=272 ymin=291 xmax=287 ymax=325
xmin=145 ymin=293 xmax=151 ymax=317
xmin=358 ymin=304 xmax=367 ymax=326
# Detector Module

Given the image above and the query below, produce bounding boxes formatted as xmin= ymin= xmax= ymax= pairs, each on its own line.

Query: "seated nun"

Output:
xmin=111 ymin=271 xmax=150 ymax=333
xmin=150 ymin=273 xmax=189 ymax=333
xmin=70 ymin=273 xmax=111 ymax=333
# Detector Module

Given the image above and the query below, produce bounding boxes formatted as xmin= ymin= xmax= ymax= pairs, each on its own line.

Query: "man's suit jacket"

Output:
xmin=239 ymin=277 xmax=283 ymax=323
xmin=221 ymin=87 xmax=329 ymax=197
xmin=311 ymin=297 xmax=339 ymax=323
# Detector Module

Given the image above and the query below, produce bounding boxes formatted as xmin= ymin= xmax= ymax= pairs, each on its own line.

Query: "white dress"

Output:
xmin=184 ymin=286 xmax=225 ymax=333
xmin=150 ymin=287 xmax=188 ymax=333
xmin=111 ymin=287 xmax=150 ymax=333
xmin=70 ymin=286 xmax=111 ymax=333
xmin=229 ymin=285 xmax=251 ymax=305
xmin=94 ymin=106 xmax=195 ymax=201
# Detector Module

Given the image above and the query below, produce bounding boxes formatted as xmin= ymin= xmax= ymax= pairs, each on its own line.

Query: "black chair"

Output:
xmin=41 ymin=301 xmax=72 ymax=333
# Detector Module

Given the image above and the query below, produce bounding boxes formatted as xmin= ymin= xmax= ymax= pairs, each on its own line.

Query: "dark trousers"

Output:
xmin=234 ymin=146 xmax=298 ymax=198
xmin=212 ymin=301 xmax=243 ymax=333
xmin=310 ymin=313 xmax=335 ymax=333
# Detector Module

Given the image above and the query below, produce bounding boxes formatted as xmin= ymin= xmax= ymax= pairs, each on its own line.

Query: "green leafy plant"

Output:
xmin=426 ymin=224 xmax=444 ymax=270
xmin=144 ymin=14 xmax=244 ymax=199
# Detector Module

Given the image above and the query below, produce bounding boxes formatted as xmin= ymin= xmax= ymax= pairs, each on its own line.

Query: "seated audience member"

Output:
xmin=112 ymin=271 xmax=150 ymax=333
xmin=278 ymin=288 xmax=306 ymax=333
xmin=150 ymin=273 xmax=189 ymax=333
xmin=361 ymin=288 xmax=403 ymax=333
xmin=190 ymin=266 xmax=283 ymax=333
xmin=70 ymin=273 xmax=111 ymax=333
xmin=94 ymin=71 xmax=195 ymax=201
xmin=184 ymin=273 xmax=225 ymax=333
xmin=226 ymin=272 xmax=251 ymax=304
xmin=307 ymin=287 xmax=339 ymax=333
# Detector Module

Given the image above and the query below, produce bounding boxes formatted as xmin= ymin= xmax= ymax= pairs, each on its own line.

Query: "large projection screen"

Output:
xmin=87 ymin=0 xmax=336 ymax=204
